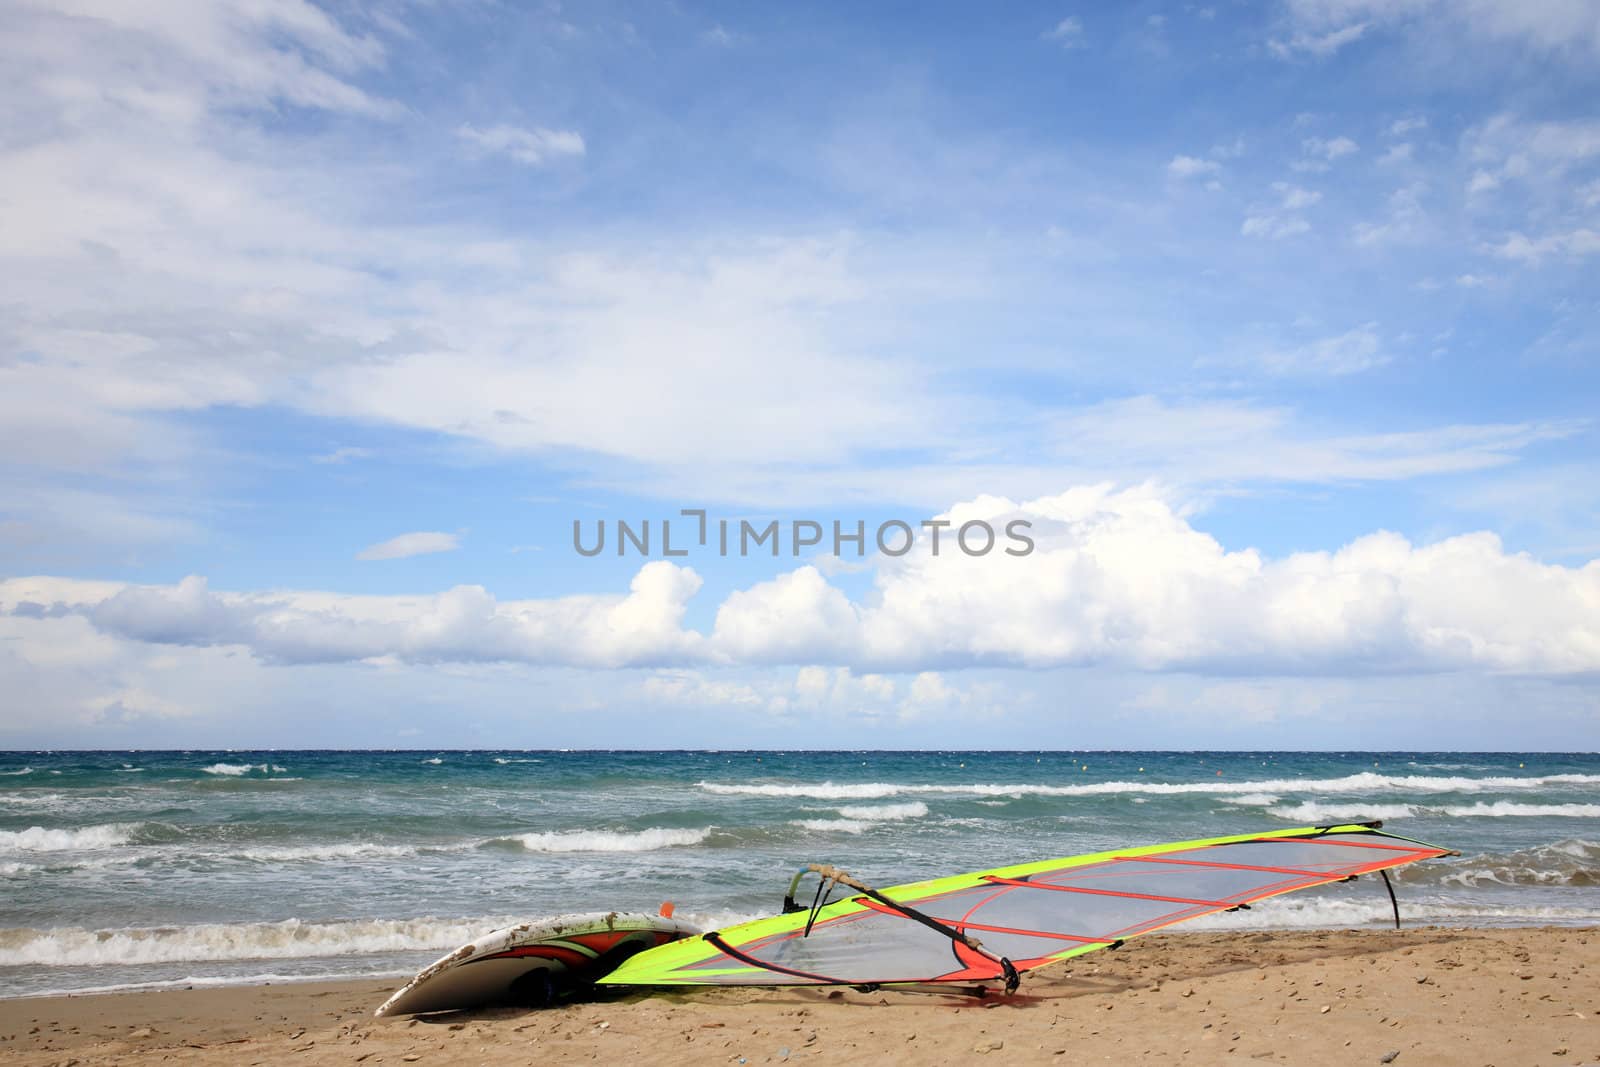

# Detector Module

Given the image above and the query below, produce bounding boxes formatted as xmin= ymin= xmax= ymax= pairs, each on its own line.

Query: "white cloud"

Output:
xmin=1377 ymin=143 xmax=1413 ymax=166
xmin=1043 ymin=17 xmax=1085 ymax=47
xmin=705 ymin=486 xmax=1600 ymax=675
xmin=456 ymin=124 xmax=585 ymax=166
xmin=1241 ymin=184 xmax=1320 ymax=239
xmin=313 ymin=447 xmax=375 ymax=465
xmin=1302 ymin=135 xmax=1359 ymax=161
xmin=642 ymin=669 xmax=764 ymax=708
xmin=1389 ymin=116 xmax=1427 ymax=137
xmin=1268 ymin=21 xmax=1369 ymax=58
xmin=1167 ymin=155 xmax=1221 ymax=179
xmin=1258 ymin=323 xmax=1386 ymax=376
xmin=1351 ymin=182 xmax=1426 ymax=246
xmin=1242 ymin=215 xmax=1310 ymax=239
xmin=7 ymin=488 xmax=1600 ymax=680
xmin=356 ymin=531 xmax=461 ymax=561
xmin=1492 ymin=228 xmax=1600 ymax=263
xmin=1277 ymin=1 xmax=1600 ymax=60
xmin=1274 ymin=182 xmax=1323 ymax=210
xmin=7 ymin=0 xmax=403 ymax=119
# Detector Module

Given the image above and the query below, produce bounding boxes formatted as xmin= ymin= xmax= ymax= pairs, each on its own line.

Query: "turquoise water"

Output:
xmin=2 ymin=750 xmax=1597 ymax=998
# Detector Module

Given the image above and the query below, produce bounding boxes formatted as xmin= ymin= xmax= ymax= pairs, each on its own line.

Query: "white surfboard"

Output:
xmin=375 ymin=908 xmax=700 ymax=1016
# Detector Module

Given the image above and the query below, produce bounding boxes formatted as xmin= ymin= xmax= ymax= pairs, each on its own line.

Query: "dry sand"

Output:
xmin=2 ymin=928 xmax=1595 ymax=1065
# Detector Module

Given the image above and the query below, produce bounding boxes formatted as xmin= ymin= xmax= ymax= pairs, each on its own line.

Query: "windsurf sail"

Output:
xmin=600 ymin=822 xmax=1452 ymax=992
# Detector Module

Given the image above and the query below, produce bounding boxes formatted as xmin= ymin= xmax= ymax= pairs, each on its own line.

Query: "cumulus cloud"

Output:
xmin=357 ymin=532 xmax=461 ymax=561
xmin=13 ymin=487 xmax=1595 ymax=677
xmin=5 ymin=562 xmax=707 ymax=669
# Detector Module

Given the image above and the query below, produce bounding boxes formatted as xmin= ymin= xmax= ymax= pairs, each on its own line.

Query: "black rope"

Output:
xmin=803 ymin=874 xmax=832 ymax=938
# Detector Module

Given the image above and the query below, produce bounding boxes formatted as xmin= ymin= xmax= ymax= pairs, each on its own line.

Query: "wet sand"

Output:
xmin=2 ymin=927 xmax=1595 ymax=1065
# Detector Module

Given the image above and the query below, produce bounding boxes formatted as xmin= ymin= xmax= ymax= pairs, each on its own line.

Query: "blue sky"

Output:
xmin=0 ymin=0 xmax=1597 ymax=749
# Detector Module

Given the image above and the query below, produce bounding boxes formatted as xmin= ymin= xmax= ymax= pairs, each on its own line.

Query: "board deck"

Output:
xmin=375 ymin=910 xmax=700 ymax=1016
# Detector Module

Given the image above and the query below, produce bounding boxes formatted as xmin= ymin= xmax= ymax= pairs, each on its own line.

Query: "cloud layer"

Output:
xmin=7 ymin=487 xmax=1597 ymax=676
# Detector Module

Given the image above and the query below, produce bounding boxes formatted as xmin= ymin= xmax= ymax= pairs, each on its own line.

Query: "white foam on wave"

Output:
xmin=1184 ymin=894 xmax=1599 ymax=931
xmin=1425 ymin=839 xmax=1600 ymax=888
xmin=792 ymin=818 xmax=873 ymax=834
xmin=1268 ymin=800 xmax=1600 ymax=822
xmin=0 ymin=824 xmax=134 ymax=853
xmin=201 ymin=763 xmax=287 ymax=776
xmin=0 ymin=916 xmax=516 ymax=967
xmin=19 ymin=969 xmax=416 ymax=1000
xmin=421 ymin=758 xmax=443 ymax=765
xmin=0 ymin=767 xmax=33 ymax=776
xmin=699 ymin=772 xmax=1600 ymax=801
xmin=504 ymin=827 xmax=711 ymax=852
xmin=230 ymin=843 xmax=423 ymax=863
xmin=834 ymin=802 xmax=929 ymax=821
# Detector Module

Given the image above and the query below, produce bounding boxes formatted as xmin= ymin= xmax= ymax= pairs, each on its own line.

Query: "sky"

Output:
xmin=0 ymin=0 xmax=1597 ymax=750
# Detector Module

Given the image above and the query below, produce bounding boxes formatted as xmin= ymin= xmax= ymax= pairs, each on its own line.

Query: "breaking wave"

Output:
xmin=201 ymin=763 xmax=288 ymax=776
xmin=1419 ymin=839 xmax=1600 ymax=888
xmin=0 ymin=824 xmax=135 ymax=852
xmin=698 ymin=772 xmax=1600 ymax=800
xmin=0 ymin=917 xmax=514 ymax=967
xmin=497 ymin=827 xmax=711 ymax=852
xmin=834 ymin=802 xmax=929 ymax=821
xmin=1185 ymin=894 xmax=1598 ymax=931
xmin=1267 ymin=801 xmax=1600 ymax=822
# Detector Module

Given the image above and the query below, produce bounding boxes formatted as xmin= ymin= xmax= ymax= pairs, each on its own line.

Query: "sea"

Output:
xmin=2 ymin=750 xmax=1597 ymax=999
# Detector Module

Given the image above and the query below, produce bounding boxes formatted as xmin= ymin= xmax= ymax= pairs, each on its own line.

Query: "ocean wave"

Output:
xmin=833 ymin=802 xmax=929 ymax=821
xmin=496 ymin=827 xmax=711 ymax=853
xmin=0 ymin=824 xmax=135 ymax=852
xmin=0 ymin=767 xmax=33 ymax=776
xmin=1184 ymin=894 xmax=1599 ymax=931
xmin=201 ymin=763 xmax=288 ymax=776
xmin=698 ymin=772 xmax=1600 ymax=801
xmin=0 ymin=916 xmax=513 ymax=967
xmin=1409 ymin=839 xmax=1600 ymax=888
xmin=1267 ymin=801 xmax=1600 ymax=822
xmin=229 ymin=843 xmax=423 ymax=863
xmin=20 ymin=969 xmax=416 ymax=1000
xmin=792 ymin=818 xmax=874 ymax=834
xmin=421 ymin=758 xmax=443 ymax=765
xmin=493 ymin=758 xmax=543 ymax=764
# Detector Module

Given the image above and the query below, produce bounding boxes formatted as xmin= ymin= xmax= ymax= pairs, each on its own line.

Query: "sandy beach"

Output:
xmin=2 ymin=927 xmax=1594 ymax=1065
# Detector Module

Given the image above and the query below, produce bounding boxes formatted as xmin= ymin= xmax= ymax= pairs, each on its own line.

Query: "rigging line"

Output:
xmin=809 ymin=864 xmax=989 ymax=953
xmin=803 ymin=872 xmax=832 ymax=938
xmin=702 ymin=932 xmax=852 ymax=986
